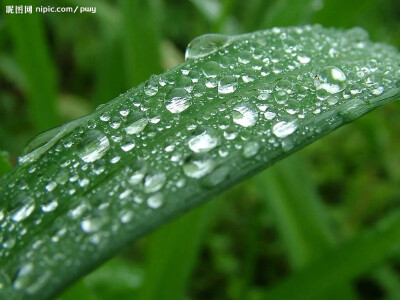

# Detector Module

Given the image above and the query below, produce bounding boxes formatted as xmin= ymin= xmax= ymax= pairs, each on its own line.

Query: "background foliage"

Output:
xmin=0 ymin=0 xmax=400 ymax=299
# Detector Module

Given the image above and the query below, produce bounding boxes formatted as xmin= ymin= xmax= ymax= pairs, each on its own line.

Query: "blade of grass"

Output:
xmin=138 ymin=198 xmax=220 ymax=300
xmin=6 ymin=1 xmax=59 ymax=133
xmin=251 ymin=155 xmax=357 ymax=298
xmin=0 ymin=26 xmax=398 ymax=299
xmin=261 ymin=0 xmax=316 ymax=28
xmin=0 ymin=151 xmax=12 ymax=177
xmin=120 ymin=0 xmax=163 ymax=86
xmin=253 ymin=208 xmax=400 ymax=299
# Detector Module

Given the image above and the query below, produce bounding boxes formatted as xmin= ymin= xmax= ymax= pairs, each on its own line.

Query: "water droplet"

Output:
xmin=202 ymin=61 xmax=220 ymax=78
xmin=232 ymin=103 xmax=258 ymax=127
xmin=125 ymin=112 xmax=148 ymax=135
xmin=183 ymin=156 xmax=215 ymax=178
xmin=272 ymin=121 xmax=297 ymax=138
xmin=144 ymin=80 xmax=159 ymax=96
xmin=264 ymin=111 xmax=276 ymax=120
xmin=201 ymin=166 xmax=230 ymax=187
xmin=243 ymin=141 xmax=260 ymax=158
xmin=188 ymin=126 xmax=219 ymax=153
xmin=218 ymin=76 xmax=238 ymax=94
xmin=147 ymin=193 xmax=164 ymax=209
xmin=119 ymin=210 xmax=134 ymax=223
xmin=18 ymin=126 xmax=62 ymax=164
xmin=121 ymin=141 xmax=135 ymax=152
xmin=274 ymin=91 xmax=289 ymax=104
xmin=297 ymin=55 xmax=310 ymax=64
xmin=77 ymin=130 xmax=110 ymax=163
xmin=41 ymin=199 xmax=58 ymax=212
xmin=185 ymin=34 xmax=232 ymax=60
xmin=81 ymin=213 xmax=108 ymax=233
xmin=13 ymin=263 xmax=50 ymax=294
xmin=165 ymin=88 xmax=192 ymax=113
xmin=144 ymin=172 xmax=166 ymax=193
xmin=315 ymin=66 xmax=347 ymax=94
xmin=11 ymin=195 xmax=35 ymax=222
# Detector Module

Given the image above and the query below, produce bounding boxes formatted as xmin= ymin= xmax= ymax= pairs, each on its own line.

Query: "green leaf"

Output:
xmin=6 ymin=0 xmax=59 ymax=133
xmin=251 ymin=208 xmax=400 ymax=299
xmin=0 ymin=25 xmax=399 ymax=299
xmin=0 ymin=151 xmax=12 ymax=177
xmin=138 ymin=199 xmax=220 ymax=300
xmin=252 ymin=155 xmax=356 ymax=298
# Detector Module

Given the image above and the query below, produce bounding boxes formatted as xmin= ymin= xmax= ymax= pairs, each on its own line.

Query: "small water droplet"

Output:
xmin=45 ymin=181 xmax=57 ymax=192
xmin=121 ymin=140 xmax=135 ymax=152
xmin=165 ymin=88 xmax=192 ymax=113
xmin=77 ymin=130 xmax=110 ymax=163
xmin=272 ymin=121 xmax=297 ymax=138
xmin=81 ymin=214 xmax=108 ymax=233
xmin=297 ymin=55 xmax=310 ymax=64
xmin=232 ymin=103 xmax=258 ymax=127
xmin=144 ymin=80 xmax=159 ymax=96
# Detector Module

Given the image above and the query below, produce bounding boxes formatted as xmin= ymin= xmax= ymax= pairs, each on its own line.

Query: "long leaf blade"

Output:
xmin=0 ymin=25 xmax=399 ymax=299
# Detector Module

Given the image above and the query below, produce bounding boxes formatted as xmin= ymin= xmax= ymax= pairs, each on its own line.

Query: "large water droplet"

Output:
xmin=272 ymin=121 xmax=297 ymax=138
xmin=147 ymin=193 xmax=164 ymax=209
xmin=218 ymin=76 xmax=238 ymax=94
xmin=11 ymin=195 xmax=35 ymax=222
xmin=188 ymin=126 xmax=219 ymax=153
xmin=232 ymin=103 xmax=258 ymax=127
xmin=125 ymin=112 xmax=148 ymax=135
xmin=13 ymin=263 xmax=50 ymax=294
xmin=202 ymin=61 xmax=220 ymax=78
xmin=165 ymin=88 xmax=192 ymax=113
xmin=144 ymin=80 xmax=159 ymax=96
xmin=77 ymin=130 xmax=110 ymax=163
xmin=315 ymin=66 xmax=347 ymax=94
xmin=144 ymin=172 xmax=166 ymax=193
xmin=185 ymin=34 xmax=232 ymax=60
xmin=183 ymin=156 xmax=215 ymax=178
xmin=243 ymin=141 xmax=260 ymax=158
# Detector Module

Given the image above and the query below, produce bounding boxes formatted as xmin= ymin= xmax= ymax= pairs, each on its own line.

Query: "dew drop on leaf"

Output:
xmin=232 ymin=103 xmax=258 ymax=127
xmin=165 ymin=88 xmax=192 ymax=113
xmin=144 ymin=172 xmax=166 ymax=193
xmin=11 ymin=195 xmax=35 ymax=222
xmin=272 ymin=121 xmax=298 ymax=138
xmin=125 ymin=112 xmax=148 ymax=135
xmin=185 ymin=33 xmax=232 ymax=60
xmin=218 ymin=76 xmax=238 ymax=94
xmin=77 ymin=130 xmax=110 ymax=163
xmin=315 ymin=66 xmax=347 ymax=94
xmin=183 ymin=156 xmax=216 ymax=179
xmin=147 ymin=193 xmax=164 ymax=209
xmin=188 ymin=126 xmax=219 ymax=153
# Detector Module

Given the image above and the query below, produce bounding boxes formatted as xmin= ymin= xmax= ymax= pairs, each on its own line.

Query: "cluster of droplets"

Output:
xmin=1 ymin=25 xmax=399 ymax=297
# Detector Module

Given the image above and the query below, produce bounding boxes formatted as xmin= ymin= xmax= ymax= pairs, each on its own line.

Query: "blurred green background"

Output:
xmin=1 ymin=0 xmax=400 ymax=299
